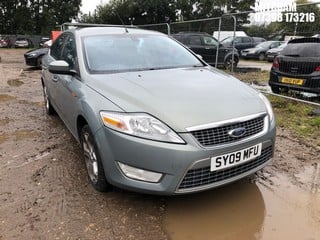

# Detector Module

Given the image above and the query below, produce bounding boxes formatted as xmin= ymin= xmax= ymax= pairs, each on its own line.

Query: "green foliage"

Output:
xmin=79 ymin=0 xmax=254 ymax=28
xmin=0 ymin=0 xmax=81 ymax=35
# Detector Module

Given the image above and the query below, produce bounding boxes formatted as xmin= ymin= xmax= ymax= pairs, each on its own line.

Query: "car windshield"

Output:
xmin=278 ymin=43 xmax=287 ymax=49
xmin=255 ymin=41 xmax=272 ymax=48
xmin=83 ymin=34 xmax=203 ymax=73
xmin=221 ymin=37 xmax=233 ymax=44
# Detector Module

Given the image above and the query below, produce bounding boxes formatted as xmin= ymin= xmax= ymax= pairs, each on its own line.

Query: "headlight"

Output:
xmin=100 ymin=111 xmax=185 ymax=144
xmin=259 ymin=93 xmax=275 ymax=123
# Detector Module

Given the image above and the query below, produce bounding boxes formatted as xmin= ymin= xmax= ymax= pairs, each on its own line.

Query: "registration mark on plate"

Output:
xmin=281 ymin=77 xmax=304 ymax=86
xmin=210 ymin=143 xmax=262 ymax=172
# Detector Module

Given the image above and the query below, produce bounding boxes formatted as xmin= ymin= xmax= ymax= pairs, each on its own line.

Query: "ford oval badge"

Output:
xmin=228 ymin=127 xmax=246 ymax=138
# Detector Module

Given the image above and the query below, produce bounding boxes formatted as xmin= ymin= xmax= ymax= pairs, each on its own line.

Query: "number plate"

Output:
xmin=281 ymin=77 xmax=304 ymax=85
xmin=211 ymin=143 xmax=262 ymax=171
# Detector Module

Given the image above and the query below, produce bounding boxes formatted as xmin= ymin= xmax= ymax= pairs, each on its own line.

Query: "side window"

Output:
xmin=50 ymin=34 xmax=68 ymax=60
xmin=203 ymin=36 xmax=218 ymax=46
xmin=242 ymin=37 xmax=251 ymax=43
xmin=188 ymin=36 xmax=202 ymax=45
xmin=234 ymin=37 xmax=242 ymax=43
xmin=61 ymin=35 xmax=77 ymax=69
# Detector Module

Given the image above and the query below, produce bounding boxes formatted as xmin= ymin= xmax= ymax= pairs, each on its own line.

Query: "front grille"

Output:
xmin=178 ymin=146 xmax=273 ymax=190
xmin=279 ymin=60 xmax=320 ymax=75
xmin=190 ymin=116 xmax=265 ymax=147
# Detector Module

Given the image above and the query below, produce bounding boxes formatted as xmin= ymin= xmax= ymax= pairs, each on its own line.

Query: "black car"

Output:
xmin=241 ymin=41 xmax=283 ymax=61
xmin=24 ymin=47 xmax=49 ymax=67
xmin=269 ymin=38 xmax=320 ymax=94
xmin=171 ymin=32 xmax=239 ymax=69
xmin=221 ymin=36 xmax=266 ymax=53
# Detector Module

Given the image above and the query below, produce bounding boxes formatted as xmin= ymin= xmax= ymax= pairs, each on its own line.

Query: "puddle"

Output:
xmin=13 ymin=129 xmax=40 ymax=141
xmin=0 ymin=118 xmax=11 ymax=126
xmin=0 ymin=94 xmax=16 ymax=102
xmin=0 ymin=133 xmax=9 ymax=144
xmin=7 ymin=79 xmax=24 ymax=87
xmin=164 ymin=169 xmax=320 ymax=240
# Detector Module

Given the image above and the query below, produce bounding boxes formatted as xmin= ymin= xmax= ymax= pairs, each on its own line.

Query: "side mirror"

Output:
xmin=49 ymin=60 xmax=76 ymax=75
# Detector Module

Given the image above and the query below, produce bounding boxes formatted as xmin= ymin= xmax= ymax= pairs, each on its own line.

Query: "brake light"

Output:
xmin=273 ymin=57 xmax=279 ymax=69
xmin=315 ymin=66 xmax=320 ymax=71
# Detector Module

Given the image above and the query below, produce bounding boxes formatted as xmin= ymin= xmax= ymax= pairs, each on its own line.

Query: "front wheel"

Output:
xmin=258 ymin=53 xmax=265 ymax=61
xmin=81 ymin=125 xmax=110 ymax=192
xmin=42 ymin=84 xmax=55 ymax=115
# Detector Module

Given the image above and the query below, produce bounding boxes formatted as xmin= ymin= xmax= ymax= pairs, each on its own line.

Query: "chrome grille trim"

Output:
xmin=177 ymin=146 xmax=273 ymax=193
xmin=188 ymin=113 xmax=268 ymax=148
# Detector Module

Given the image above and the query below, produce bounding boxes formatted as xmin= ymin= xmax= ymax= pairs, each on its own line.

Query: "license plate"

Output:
xmin=241 ymin=53 xmax=247 ymax=56
xmin=281 ymin=77 xmax=304 ymax=85
xmin=211 ymin=143 xmax=262 ymax=171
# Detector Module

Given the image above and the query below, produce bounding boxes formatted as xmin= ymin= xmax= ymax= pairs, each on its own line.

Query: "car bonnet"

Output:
xmin=87 ymin=67 xmax=267 ymax=132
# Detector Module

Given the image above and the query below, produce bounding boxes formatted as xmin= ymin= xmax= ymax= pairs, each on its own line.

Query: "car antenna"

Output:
xmin=114 ymin=11 xmax=129 ymax=33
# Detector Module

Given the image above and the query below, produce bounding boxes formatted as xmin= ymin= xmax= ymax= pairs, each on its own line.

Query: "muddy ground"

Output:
xmin=0 ymin=49 xmax=319 ymax=240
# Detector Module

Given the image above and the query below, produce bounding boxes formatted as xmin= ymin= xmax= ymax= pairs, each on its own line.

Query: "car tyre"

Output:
xmin=81 ymin=125 xmax=110 ymax=192
xmin=42 ymin=85 xmax=55 ymax=115
xmin=270 ymin=85 xmax=281 ymax=94
xmin=224 ymin=56 xmax=238 ymax=70
xmin=258 ymin=53 xmax=265 ymax=61
xmin=37 ymin=57 xmax=43 ymax=68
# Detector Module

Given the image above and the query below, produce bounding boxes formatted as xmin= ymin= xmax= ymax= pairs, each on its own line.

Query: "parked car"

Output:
xmin=0 ymin=37 xmax=12 ymax=48
xmin=24 ymin=47 xmax=49 ymax=67
xmin=171 ymin=32 xmax=239 ymax=69
xmin=14 ymin=38 xmax=33 ymax=48
xmin=241 ymin=41 xmax=283 ymax=61
xmin=39 ymin=37 xmax=50 ymax=47
xmin=266 ymin=42 xmax=288 ymax=62
xmin=42 ymin=26 xmax=276 ymax=195
xmin=221 ymin=36 xmax=266 ymax=53
xmin=269 ymin=37 xmax=320 ymax=94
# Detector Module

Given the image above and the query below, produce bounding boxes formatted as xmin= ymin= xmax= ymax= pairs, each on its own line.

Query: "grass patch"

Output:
xmin=232 ymin=70 xmax=270 ymax=85
xmin=268 ymin=95 xmax=320 ymax=147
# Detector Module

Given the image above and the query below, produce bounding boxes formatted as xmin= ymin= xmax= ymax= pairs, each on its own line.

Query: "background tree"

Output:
xmin=0 ymin=0 xmax=81 ymax=35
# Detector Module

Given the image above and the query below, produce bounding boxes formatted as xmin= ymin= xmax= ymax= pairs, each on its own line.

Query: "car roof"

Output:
xmin=288 ymin=37 xmax=320 ymax=44
xmin=68 ymin=27 xmax=165 ymax=37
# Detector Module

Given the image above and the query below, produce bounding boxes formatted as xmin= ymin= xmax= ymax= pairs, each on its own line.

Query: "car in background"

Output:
xmin=269 ymin=38 xmax=320 ymax=94
xmin=266 ymin=42 xmax=288 ymax=62
xmin=14 ymin=38 xmax=33 ymax=48
xmin=221 ymin=36 xmax=266 ymax=53
xmin=0 ymin=37 xmax=12 ymax=48
xmin=39 ymin=37 xmax=50 ymax=47
xmin=41 ymin=26 xmax=276 ymax=195
xmin=172 ymin=32 xmax=239 ymax=69
xmin=24 ymin=47 xmax=49 ymax=68
xmin=241 ymin=41 xmax=283 ymax=61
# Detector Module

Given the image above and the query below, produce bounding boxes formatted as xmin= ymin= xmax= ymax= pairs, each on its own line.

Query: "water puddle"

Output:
xmin=0 ymin=94 xmax=16 ymax=102
xmin=13 ymin=129 xmax=40 ymax=141
xmin=0 ymin=133 xmax=9 ymax=144
xmin=7 ymin=79 xmax=24 ymax=87
xmin=164 ymin=167 xmax=320 ymax=240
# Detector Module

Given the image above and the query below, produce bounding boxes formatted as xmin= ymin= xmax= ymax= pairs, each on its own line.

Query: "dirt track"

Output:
xmin=0 ymin=49 xmax=319 ymax=240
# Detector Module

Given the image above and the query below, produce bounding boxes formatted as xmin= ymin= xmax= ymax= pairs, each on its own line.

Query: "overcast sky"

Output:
xmin=81 ymin=0 xmax=108 ymax=14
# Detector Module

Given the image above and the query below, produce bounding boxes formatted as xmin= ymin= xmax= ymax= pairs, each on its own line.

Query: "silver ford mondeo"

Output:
xmin=41 ymin=26 xmax=276 ymax=195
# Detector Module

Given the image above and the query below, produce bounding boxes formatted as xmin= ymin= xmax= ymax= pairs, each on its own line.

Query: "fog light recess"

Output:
xmin=117 ymin=162 xmax=163 ymax=183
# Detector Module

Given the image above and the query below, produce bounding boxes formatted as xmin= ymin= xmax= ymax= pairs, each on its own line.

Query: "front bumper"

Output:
xmin=93 ymin=120 xmax=276 ymax=195
xmin=24 ymin=56 xmax=38 ymax=67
